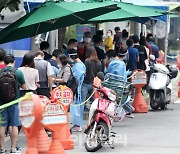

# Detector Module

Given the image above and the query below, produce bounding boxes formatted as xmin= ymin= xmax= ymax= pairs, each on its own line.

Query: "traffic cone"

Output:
xmin=93 ymin=76 xmax=101 ymax=99
xmin=36 ymin=125 xmax=51 ymax=154
xmin=25 ymin=137 xmax=38 ymax=154
xmin=178 ymin=81 xmax=180 ymax=98
xmin=26 ymin=148 xmax=38 ymax=154
xmin=132 ymin=88 xmax=148 ymax=113
xmin=48 ymin=131 xmax=65 ymax=154
xmin=59 ymin=123 xmax=74 ymax=150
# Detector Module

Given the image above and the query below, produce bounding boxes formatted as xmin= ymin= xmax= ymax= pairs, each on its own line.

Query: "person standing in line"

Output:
xmin=69 ymin=49 xmax=86 ymax=132
xmin=18 ymin=53 xmax=39 ymax=96
xmin=105 ymin=49 xmax=131 ymax=80
xmin=52 ymin=54 xmax=71 ymax=85
xmin=47 ymin=49 xmax=61 ymax=89
xmin=139 ymin=36 xmax=150 ymax=72
xmin=82 ymin=46 xmax=102 ymax=111
xmin=105 ymin=49 xmax=134 ymax=118
xmin=146 ymin=33 xmax=153 ymax=55
xmin=119 ymin=29 xmax=129 ymax=51
xmin=95 ymin=30 xmax=105 ymax=50
xmin=63 ymin=39 xmax=78 ymax=57
xmin=0 ymin=55 xmax=26 ymax=154
xmin=93 ymin=35 xmax=106 ymax=71
xmin=126 ymin=39 xmax=139 ymax=72
xmin=106 ymin=50 xmax=117 ymax=68
xmin=34 ymin=51 xmax=54 ymax=98
xmin=140 ymin=36 xmax=151 ymax=92
xmin=147 ymin=36 xmax=159 ymax=61
xmin=40 ymin=41 xmax=52 ymax=60
xmin=104 ymin=30 xmax=114 ymax=52
xmin=0 ymin=48 xmax=6 ymax=69
xmin=78 ymin=32 xmax=92 ymax=62
xmin=131 ymin=35 xmax=147 ymax=71
xmin=96 ymin=30 xmax=104 ymax=38
xmin=113 ymin=27 xmax=122 ymax=53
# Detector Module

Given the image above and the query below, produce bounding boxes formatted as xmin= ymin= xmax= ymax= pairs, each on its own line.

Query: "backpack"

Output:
xmin=65 ymin=66 xmax=78 ymax=96
xmin=0 ymin=68 xmax=17 ymax=104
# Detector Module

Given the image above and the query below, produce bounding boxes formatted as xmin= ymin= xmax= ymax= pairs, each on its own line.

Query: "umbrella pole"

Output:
xmin=164 ymin=9 xmax=170 ymax=65
xmin=95 ymin=23 xmax=99 ymax=32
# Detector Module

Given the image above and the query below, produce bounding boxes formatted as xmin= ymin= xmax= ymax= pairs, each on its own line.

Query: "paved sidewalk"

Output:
xmin=4 ymin=102 xmax=180 ymax=154
xmin=4 ymin=62 xmax=180 ymax=154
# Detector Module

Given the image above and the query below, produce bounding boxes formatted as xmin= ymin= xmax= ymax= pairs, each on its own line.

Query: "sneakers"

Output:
xmin=70 ymin=125 xmax=82 ymax=132
xmin=0 ymin=149 xmax=7 ymax=154
xmin=0 ymin=147 xmax=21 ymax=154
xmin=10 ymin=147 xmax=21 ymax=154
xmin=125 ymin=113 xmax=135 ymax=118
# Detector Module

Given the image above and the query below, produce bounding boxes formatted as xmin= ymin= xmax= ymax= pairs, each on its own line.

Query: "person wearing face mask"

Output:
xmin=78 ymin=31 xmax=92 ymax=62
xmin=52 ymin=54 xmax=71 ymax=85
xmin=68 ymin=49 xmax=86 ymax=132
xmin=63 ymin=39 xmax=78 ymax=57
xmin=93 ymin=35 xmax=106 ymax=72
xmin=104 ymin=30 xmax=114 ymax=52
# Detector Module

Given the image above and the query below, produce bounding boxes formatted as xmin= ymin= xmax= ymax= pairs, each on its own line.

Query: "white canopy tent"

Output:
xmin=122 ymin=0 xmax=170 ymax=64
xmin=0 ymin=0 xmax=25 ymax=29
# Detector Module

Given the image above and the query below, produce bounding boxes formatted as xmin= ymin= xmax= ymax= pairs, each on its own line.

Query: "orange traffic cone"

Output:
xmin=93 ymin=76 xmax=101 ymax=99
xmin=26 ymin=148 xmax=38 ymax=154
xmin=132 ymin=88 xmax=148 ymax=113
xmin=59 ymin=122 xmax=74 ymax=150
xmin=178 ymin=81 xmax=180 ymax=98
xmin=25 ymin=137 xmax=38 ymax=154
xmin=36 ymin=125 xmax=51 ymax=154
xmin=48 ymin=131 xmax=65 ymax=154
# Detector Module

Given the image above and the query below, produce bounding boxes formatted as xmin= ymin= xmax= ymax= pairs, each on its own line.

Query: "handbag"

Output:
xmin=66 ymin=66 xmax=79 ymax=96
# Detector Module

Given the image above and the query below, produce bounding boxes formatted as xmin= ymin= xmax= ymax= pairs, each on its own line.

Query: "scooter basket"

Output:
xmin=105 ymin=102 xmax=116 ymax=117
xmin=103 ymin=77 xmax=131 ymax=105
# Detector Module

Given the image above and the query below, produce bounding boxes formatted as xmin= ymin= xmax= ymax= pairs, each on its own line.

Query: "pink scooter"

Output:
xmin=84 ymin=72 xmax=117 ymax=152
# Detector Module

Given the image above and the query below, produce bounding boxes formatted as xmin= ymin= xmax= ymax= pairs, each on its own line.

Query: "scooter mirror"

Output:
xmin=150 ymin=54 xmax=155 ymax=61
xmin=97 ymin=72 xmax=105 ymax=81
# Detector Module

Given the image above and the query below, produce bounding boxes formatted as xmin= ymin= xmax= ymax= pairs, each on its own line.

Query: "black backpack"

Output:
xmin=65 ymin=66 xmax=78 ymax=96
xmin=0 ymin=69 xmax=17 ymax=104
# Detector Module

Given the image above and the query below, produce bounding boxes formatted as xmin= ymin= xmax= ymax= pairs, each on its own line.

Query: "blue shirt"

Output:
xmin=149 ymin=41 xmax=159 ymax=59
xmin=63 ymin=49 xmax=69 ymax=57
xmin=106 ymin=60 xmax=127 ymax=78
xmin=47 ymin=59 xmax=60 ymax=87
xmin=127 ymin=47 xmax=139 ymax=71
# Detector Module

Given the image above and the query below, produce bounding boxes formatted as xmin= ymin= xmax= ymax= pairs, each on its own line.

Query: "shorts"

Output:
xmin=0 ymin=104 xmax=21 ymax=127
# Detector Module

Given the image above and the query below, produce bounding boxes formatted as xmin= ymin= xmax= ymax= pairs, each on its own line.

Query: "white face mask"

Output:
xmin=73 ymin=47 xmax=77 ymax=50
xmin=84 ymin=37 xmax=91 ymax=43
xmin=107 ymin=32 xmax=111 ymax=37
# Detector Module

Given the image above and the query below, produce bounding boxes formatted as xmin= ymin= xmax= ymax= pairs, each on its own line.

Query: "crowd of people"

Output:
xmin=0 ymin=26 xmax=159 ymax=153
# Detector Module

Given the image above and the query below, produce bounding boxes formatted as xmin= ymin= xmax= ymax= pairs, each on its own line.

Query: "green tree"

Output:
xmin=0 ymin=0 xmax=20 ymax=19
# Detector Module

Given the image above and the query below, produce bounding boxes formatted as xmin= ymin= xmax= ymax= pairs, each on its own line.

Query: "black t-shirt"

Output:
xmin=94 ymin=46 xmax=106 ymax=62
xmin=43 ymin=51 xmax=52 ymax=60
xmin=134 ymin=45 xmax=147 ymax=70
xmin=113 ymin=32 xmax=122 ymax=47
xmin=84 ymin=59 xmax=102 ymax=84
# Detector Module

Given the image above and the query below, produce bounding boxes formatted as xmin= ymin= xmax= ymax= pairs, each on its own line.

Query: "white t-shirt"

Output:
xmin=18 ymin=67 xmax=39 ymax=90
xmin=144 ymin=46 xmax=150 ymax=72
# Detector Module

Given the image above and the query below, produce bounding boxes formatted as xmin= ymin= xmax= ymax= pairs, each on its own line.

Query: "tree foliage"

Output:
xmin=0 ymin=0 xmax=20 ymax=13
